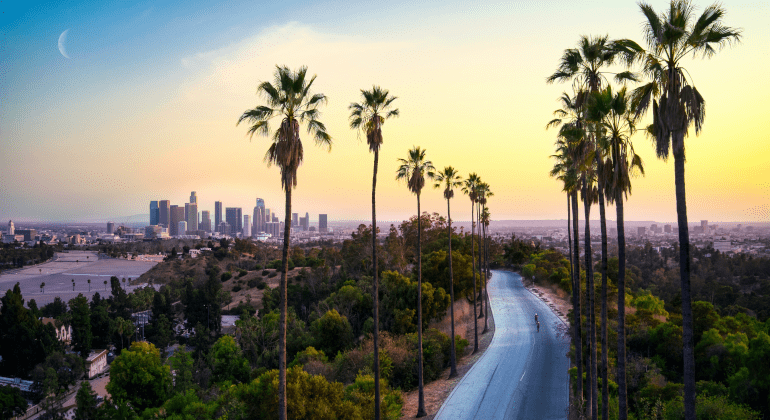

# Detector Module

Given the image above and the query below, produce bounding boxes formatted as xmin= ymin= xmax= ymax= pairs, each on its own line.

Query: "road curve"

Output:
xmin=434 ymin=270 xmax=570 ymax=420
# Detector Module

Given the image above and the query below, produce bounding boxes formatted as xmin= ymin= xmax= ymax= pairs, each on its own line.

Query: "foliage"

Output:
xmin=74 ymin=381 xmax=99 ymax=420
xmin=68 ymin=294 xmax=92 ymax=357
xmin=209 ymin=335 xmax=250 ymax=384
xmin=106 ymin=341 xmax=171 ymax=412
xmin=311 ymin=309 xmax=354 ymax=358
xmin=0 ymin=385 xmax=27 ymax=419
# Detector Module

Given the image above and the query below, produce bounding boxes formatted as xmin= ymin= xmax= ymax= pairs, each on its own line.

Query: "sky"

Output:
xmin=1 ymin=0 xmax=768 ymax=225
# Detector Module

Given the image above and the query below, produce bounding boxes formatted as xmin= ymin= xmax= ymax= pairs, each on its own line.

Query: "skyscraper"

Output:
xmin=303 ymin=212 xmax=309 ymax=231
xmin=253 ymin=198 xmax=265 ymax=234
xmin=107 ymin=222 xmax=115 ymax=234
xmin=215 ymin=201 xmax=223 ymax=233
xmin=292 ymin=213 xmax=299 ymax=227
xmin=319 ymin=214 xmax=328 ymax=233
xmin=170 ymin=205 xmax=185 ymax=236
xmin=150 ymin=201 xmax=159 ymax=226
xmin=243 ymin=214 xmax=251 ymax=238
xmin=7 ymin=220 xmax=14 ymax=235
xmin=225 ymin=207 xmax=242 ymax=235
xmin=201 ymin=211 xmax=211 ymax=232
xmin=190 ymin=191 xmax=197 ymax=204
xmin=159 ymin=200 xmax=170 ymax=227
xmin=185 ymin=202 xmax=198 ymax=232
xmin=178 ymin=221 xmax=187 ymax=236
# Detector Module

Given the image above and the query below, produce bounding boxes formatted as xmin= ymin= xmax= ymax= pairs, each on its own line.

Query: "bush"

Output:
xmin=247 ymin=278 xmax=259 ymax=288
xmin=268 ymin=271 xmax=278 ymax=278
xmin=232 ymin=285 xmax=241 ymax=293
xmin=262 ymin=269 xmax=270 ymax=276
xmin=238 ymin=269 xmax=248 ymax=278
xmin=221 ymin=272 xmax=233 ymax=282
xmin=257 ymin=282 xmax=267 ymax=290
xmin=664 ymin=394 xmax=761 ymax=420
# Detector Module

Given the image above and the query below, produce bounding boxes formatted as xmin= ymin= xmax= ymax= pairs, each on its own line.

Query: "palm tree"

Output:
xmin=40 ymin=282 xmax=45 ymax=293
xmin=462 ymin=173 xmax=480 ymax=354
xmin=104 ymin=280 xmax=107 ymax=291
xmin=350 ymin=86 xmax=398 ymax=419
xmin=238 ymin=65 xmax=332 ymax=420
xmin=72 ymin=279 xmax=75 ymax=291
xmin=88 ymin=279 xmax=91 ymax=292
xmin=396 ymin=146 xmax=435 ymax=418
xmin=615 ymin=3 xmax=741 ymax=418
xmin=547 ymin=92 xmax=585 ymax=408
xmin=549 ymin=34 xmax=643 ymax=418
xmin=433 ymin=166 xmax=463 ymax=378
xmin=586 ymin=86 xmax=644 ymax=420
xmin=477 ymin=182 xmax=493 ymax=334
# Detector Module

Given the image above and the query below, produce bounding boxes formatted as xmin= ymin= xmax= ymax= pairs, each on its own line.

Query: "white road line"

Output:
xmin=520 ymin=371 xmax=525 ymax=382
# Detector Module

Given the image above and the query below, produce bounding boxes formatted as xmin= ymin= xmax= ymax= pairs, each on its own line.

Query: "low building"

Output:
xmin=84 ymin=350 xmax=108 ymax=379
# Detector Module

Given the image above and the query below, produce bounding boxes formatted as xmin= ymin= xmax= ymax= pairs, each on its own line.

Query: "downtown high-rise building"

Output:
xmin=150 ymin=201 xmax=159 ymax=226
xmin=292 ymin=213 xmax=299 ymax=227
xmin=215 ymin=201 xmax=223 ymax=233
xmin=178 ymin=221 xmax=188 ymax=236
xmin=319 ymin=214 xmax=328 ymax=233
xmin=159 ymin=200 xmax=170 ymax=228
xmin=303 ymin=212 xmax=309 ymax=231
xmin=107 ymin=221 xmax=115 ymax=234
xmin=225 ymin=207 xmax=242 ymax=236
xmin=243 ymin=214 xmax=251 ymax=238
xmin=185 ymin=202 xmax=198 ymax=232
xmin=190 ymin=191 xmax=197 ymax=204
xmin=200 ymin=211 xmax=212 ymax=232
xmin=170 ymin=205 xmax=185 ymax=236
xmin=253 ymin=198 xmax=265 ymax=234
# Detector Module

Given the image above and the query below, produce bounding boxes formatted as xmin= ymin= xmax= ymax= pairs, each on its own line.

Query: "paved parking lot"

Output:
xmin=0 ymin=251 xmax=159 ymax=305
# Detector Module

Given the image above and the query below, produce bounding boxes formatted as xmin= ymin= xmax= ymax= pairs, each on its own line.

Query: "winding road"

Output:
xmin=435 ymin=270 xmax=570 ymax=420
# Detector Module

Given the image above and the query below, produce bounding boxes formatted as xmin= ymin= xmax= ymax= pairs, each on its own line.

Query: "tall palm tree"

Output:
xmin=350 ymin=86 xmax=399 ymax=419
xmin=477 ymin=182 xmax=493 ymax=334
xmin=238 ymin=65 xmax=332 ymax=420
xmin=462 ymin=173 xmax=480 ymax=354
xmin=547 ymin=92 xmax=585 ymax=407
xmin=617 ymin=3 xmax=741 ymax=418
xmin=396 ymin=147 xmax=435 ymax=418
xmin=433 ymin=166 xmax=463 ymax=379
xmin=586 ymin=86 xmax=644 ymax=420
xmin=87 ymin=279 xmax=91 ymax=292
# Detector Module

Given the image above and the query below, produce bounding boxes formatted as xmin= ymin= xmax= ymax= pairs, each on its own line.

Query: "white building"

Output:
xmin=41 ymin=318 xmax=72 ymax=345
xmin=713 ymin=241 xmax=733 ymax=254
xmin=243 ymin=215 xmax=252 ymax=238
xmin=178 ymin=221 xmax=187 ymax=236
xmin=84 ymin=349 xmax=108 ymax=379
xmin=7 ymin=220 xmax=14 ymax=235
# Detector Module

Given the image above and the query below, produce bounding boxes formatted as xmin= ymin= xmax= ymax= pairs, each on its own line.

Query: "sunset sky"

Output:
xmin=1 ymin=0 xmax=768 ymax=224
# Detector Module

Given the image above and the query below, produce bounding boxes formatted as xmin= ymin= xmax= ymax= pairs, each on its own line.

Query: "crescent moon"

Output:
xmin=58 ymin=29 xmax=70 ymax=59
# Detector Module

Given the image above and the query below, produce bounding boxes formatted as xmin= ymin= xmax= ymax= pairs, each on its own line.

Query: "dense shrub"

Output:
xmin=262 ymin=269 xmax=269 ymax=276
xmin=232 ymin=285 xmax=242 ymax=293
xmin=220 ymin=272 xmax=232 ymax=282
xmin=238 ymin=269 xmax=248 ymax=278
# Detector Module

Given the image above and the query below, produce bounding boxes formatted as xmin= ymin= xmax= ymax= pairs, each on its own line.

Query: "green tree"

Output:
xmin=74 ymin=381 xmax=98 ymax=420
xmin=107 ymin=341 xmax=171 ymax=412
xmin=210 ymin=335 xmax=250 ymax=384
xmin=0 ymin=385 xmax=27 ymax=419
xmin=168 ymin=345 xmax=195 ymax=395
xmin=32 ymin=352 xmax=84 ymax=420
xmin=238 ymin=65 xmax=332 ymax=420
xmin=349 ymin=85 xmax=399 ymax=420
xmin=0 ymin=283 xmax=60 ymax=378
xmin=432 ymin=166 xmax=463 ymax=379
xmin=618 ymin=3 xmax=741 ymax=418
xmin=395 ymin=146 xmax=435 ymax=417
xmin=68 ymin=294 xmax=92 ymax=357
xmin=311 ymin=309 xmax=354 ymax=358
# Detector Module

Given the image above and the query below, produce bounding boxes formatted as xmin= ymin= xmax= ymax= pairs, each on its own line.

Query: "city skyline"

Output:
xmin=2 ymin=1 xmax=768 ymax=224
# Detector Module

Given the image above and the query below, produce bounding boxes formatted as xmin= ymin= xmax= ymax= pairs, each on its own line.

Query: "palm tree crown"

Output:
xmin=349 ymin=86 xmax=399 ymax=153
xmin=433 ymin=167 xmax=463 ymax=200
xmin=396 ymin=147 xmax=435 ymax=195
xmin=237 ymin=65 xmax=332 ymax=191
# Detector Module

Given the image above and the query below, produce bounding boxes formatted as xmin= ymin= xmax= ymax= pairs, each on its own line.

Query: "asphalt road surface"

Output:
xmin=435 ymin=270 xmax=570 ymax=420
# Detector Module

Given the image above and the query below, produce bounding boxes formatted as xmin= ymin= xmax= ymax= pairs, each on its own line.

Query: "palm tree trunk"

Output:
xmin=416 ymin=195 xmax=427 ymax=418
xmin=372 ymin=148 xmax=381 ymax=420
xmin=477 ymin=203 xmax=483 ymax=320
xmin=278 ymin=187 xmax=292 ymax=420
xmin=616 ymin=187 xmax=627 ymax=420
xmin=471 ymin=201 xmax=478 ymax=354
xmin=597 ymin=176 xmax=609 ymax=420
xmin=571 ymin=190 xmax=583 ymax=407
xmin=582 ymin=182 xmax=595 ymax=420
xmin=482 ymin=205 xmax=489 ymax=334
xmin=448 ymin=197 xmax=458 ymax=379
xmin=674 ymin=143 xmax=696 ymax=420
